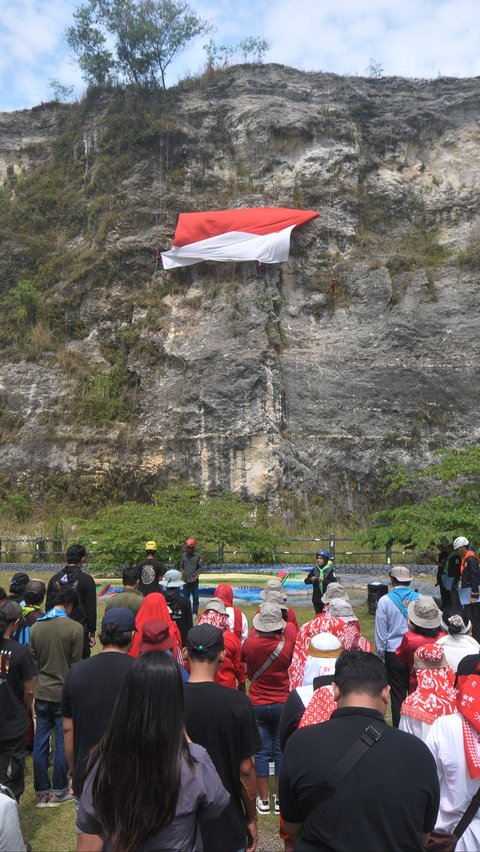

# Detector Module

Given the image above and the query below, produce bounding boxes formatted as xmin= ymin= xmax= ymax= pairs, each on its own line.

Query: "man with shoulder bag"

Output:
xmin=279 ymin=650 xmax=439 ymax=851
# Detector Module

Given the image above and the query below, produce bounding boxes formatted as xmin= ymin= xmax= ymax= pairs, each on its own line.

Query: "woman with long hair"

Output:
xmin=76 ymin=652 xmax=229 ymax=851
xmin=129 ymin=592 xmax=182 ymax=661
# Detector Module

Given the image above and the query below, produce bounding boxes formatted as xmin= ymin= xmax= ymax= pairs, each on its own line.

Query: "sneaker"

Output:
xmin=46 ymin=791 xmax=75 ymax=807
xmin=35 ymin=794 xmax=50 ymax=809
xmin=274 ymin=796 xmax=280 ymax=815
xmin=256 ymin=796 xmax=270 ymax=815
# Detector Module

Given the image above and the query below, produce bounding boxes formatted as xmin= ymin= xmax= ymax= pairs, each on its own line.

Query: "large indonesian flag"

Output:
xmin=160 ymin=207 xmax=320 ymax=268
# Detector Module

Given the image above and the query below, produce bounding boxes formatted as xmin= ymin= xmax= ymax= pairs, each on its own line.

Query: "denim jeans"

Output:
xmin=252 ymin=702 xmax=284 ymax=777
xmin=33 ymin=699 xmax=68 ymax=795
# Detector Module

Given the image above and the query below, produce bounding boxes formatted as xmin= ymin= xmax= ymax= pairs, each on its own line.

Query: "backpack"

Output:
xmin=50 ymin=570 xmax=88 ymax=630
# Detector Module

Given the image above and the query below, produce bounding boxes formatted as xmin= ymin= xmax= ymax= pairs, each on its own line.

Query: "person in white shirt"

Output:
xmin=0 ymin=785 xmax=26 ymax=851
xmin=426 ymin=654 xmax=480 ymax=852
xmin=436 ymin=609 xmax=480 ymax=673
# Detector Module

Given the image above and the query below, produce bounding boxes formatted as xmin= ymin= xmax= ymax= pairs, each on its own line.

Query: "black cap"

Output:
xmin=456 ymin=654 xmax=480 ymax=677
xmin=186 ymin=624 xmax=224 ymax=653
xmin=11 ymin=572 xmax=29 ymax=587
xmin=0 ymin=600 xmax=22 ymax=622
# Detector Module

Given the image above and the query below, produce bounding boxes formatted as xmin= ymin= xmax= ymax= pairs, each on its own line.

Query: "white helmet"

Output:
xmin=453 ymin=536 xmax=469 ymax=549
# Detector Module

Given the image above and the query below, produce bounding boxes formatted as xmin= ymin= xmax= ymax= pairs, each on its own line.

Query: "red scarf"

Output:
xmin=288 ymin=615 xmax=373 ymax=689
xmin=457 ymin=673 xmax=480 ymax=778
xmin=198 ymin=609 xmax=230 ymax=631
xmin=401 ymin=667 xmax=456 ymax=724
xmin=299 ymin=685 xmax=337 ymax=728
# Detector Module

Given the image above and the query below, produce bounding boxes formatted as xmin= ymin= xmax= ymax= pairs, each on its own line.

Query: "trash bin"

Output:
xmin=367 ymin=582 xmax=388 ymax=615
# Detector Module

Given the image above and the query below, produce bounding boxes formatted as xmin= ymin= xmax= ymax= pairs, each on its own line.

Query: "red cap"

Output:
xmin=185 ymin=538 xmax=196 ymax=547
xmin=139 ymin=620 xmax=173 ymax=654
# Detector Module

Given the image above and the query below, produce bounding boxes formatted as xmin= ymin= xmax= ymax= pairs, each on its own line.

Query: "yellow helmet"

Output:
xmin=145 ymin=540 xmax=157 ymax=551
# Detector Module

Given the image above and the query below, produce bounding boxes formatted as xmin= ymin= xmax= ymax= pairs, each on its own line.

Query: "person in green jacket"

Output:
xmin=29 ymin=588 xmax=84 ymax=808
xmin=104 ymin=565 xmax=144 ymax=617
xmin=304 ymin=550 xmax=337 ymax=614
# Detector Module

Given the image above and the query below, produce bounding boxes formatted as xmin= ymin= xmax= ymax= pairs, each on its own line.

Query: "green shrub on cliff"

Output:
xmin=363 ymin=444 xmax=480 ymax=550
xmin=78 ymin=485 xmax=281 ymax=569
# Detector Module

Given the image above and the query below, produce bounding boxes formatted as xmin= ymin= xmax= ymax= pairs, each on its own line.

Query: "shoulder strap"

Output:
xmin=303 ymin=724 xmax=385 ymax=821
xmin=250 ymin=638 xmax=285 ymax=681
xmin=454 ymin=786 xmax=480 ymax=840
xmin=320 ymin=724 xmax=384 ymax=791
xmin=233 ymin=608 xmax=243 ymax=640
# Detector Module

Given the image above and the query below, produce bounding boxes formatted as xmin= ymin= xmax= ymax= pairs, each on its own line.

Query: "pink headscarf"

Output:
xmin=198 ymin=608 xmax=230 ymax=632
xmin=401 ymin=643 xmax=456 ymax=724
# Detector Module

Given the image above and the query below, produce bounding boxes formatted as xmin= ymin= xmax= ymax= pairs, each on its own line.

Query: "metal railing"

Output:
xmin=211 ymin=537 xmax=432 ymax=568
xmin=0 ymin=538 xmax=64 ymax=563
xmin=0 ymin=534 xmax=434 ymax=568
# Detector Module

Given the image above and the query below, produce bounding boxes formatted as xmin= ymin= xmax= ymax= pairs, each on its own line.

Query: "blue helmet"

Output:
xmin=315 ymin=550 xmax=330 ymax=562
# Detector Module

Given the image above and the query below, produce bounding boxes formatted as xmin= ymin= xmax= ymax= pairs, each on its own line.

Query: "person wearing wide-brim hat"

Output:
xmin=327 ymin=599 xmax=360 ymax=632
xmin=395 ymin=597 xmax=445 ymax=694
xmin=242 ymin=603 xmax=296 ymax=816
xmin=374 ymin=565 xmax=420 ymax=727
xmin=259 ymin=587 xmax=299 ymax=634
xmin=321 ymin=583 xmax=350 ymax=606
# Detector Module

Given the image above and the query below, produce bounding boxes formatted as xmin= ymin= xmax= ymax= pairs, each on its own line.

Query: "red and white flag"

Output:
xmin=160 ymin=207 xmax=320 ymax=269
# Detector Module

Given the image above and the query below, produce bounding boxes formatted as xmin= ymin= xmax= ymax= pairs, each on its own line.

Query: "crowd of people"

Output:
xmin=1 ymin=535 xmax=480 ymax=850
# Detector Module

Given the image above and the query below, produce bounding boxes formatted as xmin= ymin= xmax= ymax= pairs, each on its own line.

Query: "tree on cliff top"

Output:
xmin=66 ymin=0 xmax=212 ymax=88
xmin=362 ymin=444 xmax=480 ymax=551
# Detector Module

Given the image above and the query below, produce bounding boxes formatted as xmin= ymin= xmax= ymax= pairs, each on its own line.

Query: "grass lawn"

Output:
xmin=0 ymin=570 xmax=376 ymax=852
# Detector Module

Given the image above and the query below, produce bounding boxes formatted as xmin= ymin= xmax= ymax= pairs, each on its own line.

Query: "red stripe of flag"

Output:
xmin=172 ymin=207 xmax=319 ymax=247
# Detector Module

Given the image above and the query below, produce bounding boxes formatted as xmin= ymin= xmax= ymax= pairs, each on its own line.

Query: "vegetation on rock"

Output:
xmin=78 ymin=484 xmax=282 ymax=567
xmin=363 ymin=445 xmax=480 ymax=550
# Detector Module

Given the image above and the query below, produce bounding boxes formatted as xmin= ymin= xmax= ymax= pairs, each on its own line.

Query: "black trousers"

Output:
xmin=464 ymin=602 xmax=480 ymax=643
xmin=0 ymin=731 xmax=26 ymax=801
xmin=384 ymin=651 xmax=409 ymax=728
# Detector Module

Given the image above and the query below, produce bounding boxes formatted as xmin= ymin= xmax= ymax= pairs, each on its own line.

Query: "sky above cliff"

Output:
xmin=1 ymin=0 xmax=479 ymax=112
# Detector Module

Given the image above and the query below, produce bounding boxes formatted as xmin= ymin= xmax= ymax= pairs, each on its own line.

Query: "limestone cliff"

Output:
xmin=0 ymin=65 xmax=479 ymax=515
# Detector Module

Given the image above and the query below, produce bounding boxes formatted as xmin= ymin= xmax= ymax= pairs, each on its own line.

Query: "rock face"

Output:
xmin=0 ymin=65 xmax=479 ymax=514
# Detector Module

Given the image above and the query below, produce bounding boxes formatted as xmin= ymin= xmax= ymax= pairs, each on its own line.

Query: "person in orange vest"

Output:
xmin=454 ymin=536 xmax=480 ymax=642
